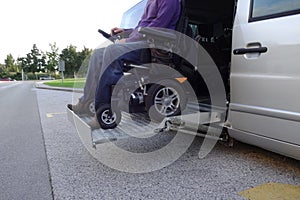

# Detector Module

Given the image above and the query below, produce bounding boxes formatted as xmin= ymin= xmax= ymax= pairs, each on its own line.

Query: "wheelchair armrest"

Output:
xmin=138 ymin=27 xmax=177 ymax=41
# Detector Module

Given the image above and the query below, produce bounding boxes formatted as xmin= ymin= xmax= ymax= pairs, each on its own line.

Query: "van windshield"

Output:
xmin=120 ymin=0 xmax=147 ymax=29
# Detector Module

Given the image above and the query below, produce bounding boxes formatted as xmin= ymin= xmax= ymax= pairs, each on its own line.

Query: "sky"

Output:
xmin=0 ymin=0 xmax=141 ymax=63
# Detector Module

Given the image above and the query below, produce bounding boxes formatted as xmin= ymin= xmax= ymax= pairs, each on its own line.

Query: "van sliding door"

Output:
xmin=229 ymin=0 xmax=300 ymax=156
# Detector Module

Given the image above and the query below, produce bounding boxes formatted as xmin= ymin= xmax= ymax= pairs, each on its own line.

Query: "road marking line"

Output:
xmin=239 ymin=182 xmax=300 ymax=200
xmin=46 ymin=112 xmax=67 ymax=118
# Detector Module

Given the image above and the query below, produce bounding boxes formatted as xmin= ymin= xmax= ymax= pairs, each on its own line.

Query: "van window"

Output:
xmin=250 ymin=0 xmax=300 ymax=21
xmin=119 ymin=0 xmax=147 ymax=28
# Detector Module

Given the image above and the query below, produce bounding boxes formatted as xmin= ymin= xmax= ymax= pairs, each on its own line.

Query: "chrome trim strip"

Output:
xmin=230 ymin=103 xmax=300 ymax=122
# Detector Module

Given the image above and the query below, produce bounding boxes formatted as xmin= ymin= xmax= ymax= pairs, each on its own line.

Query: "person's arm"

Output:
xmin=110 ymin=27 xmax=134 ymax=35
xmin=126 ymin=0 xmax=179 ymax=42
xmin=110 ymin=27 xmax=124 ymax=35
xmin=146 ymin=0 xmax=179 ymax=29
xmin=110 ymin=27 xmax=134 ymax=43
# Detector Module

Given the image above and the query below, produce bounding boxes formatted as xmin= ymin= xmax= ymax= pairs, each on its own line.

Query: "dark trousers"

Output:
xmin=94 ymin=49 xmax=143 ymax=111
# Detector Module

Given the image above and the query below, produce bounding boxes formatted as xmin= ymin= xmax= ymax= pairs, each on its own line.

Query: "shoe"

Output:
xmin=87 ymin=117 xmax=101 ymax=130
xmin=67 ymin=101 xmax=89 ymax=115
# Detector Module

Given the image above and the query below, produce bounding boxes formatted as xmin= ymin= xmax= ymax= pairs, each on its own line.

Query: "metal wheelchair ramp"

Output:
xmin=67 ymin=102 xmax=224 ymax=149
xmin=67 ymin=108 xmax=160 ymax=148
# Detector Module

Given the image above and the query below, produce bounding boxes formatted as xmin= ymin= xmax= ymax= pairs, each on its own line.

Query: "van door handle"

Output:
xmin=233 ymin=47 xmax=268 ymax=55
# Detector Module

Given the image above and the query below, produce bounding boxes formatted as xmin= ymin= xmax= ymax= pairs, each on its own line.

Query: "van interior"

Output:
xmin=179 ymin=0 xmax=236 ymax=101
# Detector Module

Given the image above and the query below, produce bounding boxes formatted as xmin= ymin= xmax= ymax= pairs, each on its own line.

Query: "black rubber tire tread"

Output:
xmin=96 ymin=104 xmax=121 ymax=129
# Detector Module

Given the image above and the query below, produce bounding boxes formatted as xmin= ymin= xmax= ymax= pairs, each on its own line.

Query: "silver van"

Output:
xmin=179 ymin=0 xmax=300 ymax=160
xmin=228 ymin=0 xmax=300 ymax=160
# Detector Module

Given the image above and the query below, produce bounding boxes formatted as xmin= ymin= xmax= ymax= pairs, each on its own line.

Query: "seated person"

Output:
xmin=68 ymin=0 xmax=181 ymax=120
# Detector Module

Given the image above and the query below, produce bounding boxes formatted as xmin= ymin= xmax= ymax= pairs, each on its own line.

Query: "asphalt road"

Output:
xmin=0 ymin=81 xmax=53 ymax=200
xmin=36 ymin=83 xmax=300 ymax=200
xmin=1 ymin=81 xmax=299 ymax=200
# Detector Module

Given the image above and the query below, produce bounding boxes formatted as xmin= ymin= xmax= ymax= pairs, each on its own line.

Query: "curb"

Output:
xmin=35 ymin=82 xmax=83 ymax=93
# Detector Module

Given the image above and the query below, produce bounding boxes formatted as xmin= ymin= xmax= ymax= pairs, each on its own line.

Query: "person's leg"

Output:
xmin=80 ymin=47 xmax=105 ymax=102
xmin=68 ymin=47 xmax=105 ymax=114
xmin=94 ymin=41 xmax=148 ymax=111
xmin=94 ymin=50 xmax=142 ymax=110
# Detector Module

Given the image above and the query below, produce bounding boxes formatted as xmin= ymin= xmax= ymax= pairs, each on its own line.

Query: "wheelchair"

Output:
xmin=96 ymin=0 xmax=193 ymax=129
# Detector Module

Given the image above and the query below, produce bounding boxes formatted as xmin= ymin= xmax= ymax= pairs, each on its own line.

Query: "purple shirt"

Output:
xmin=126 ymin=0 xmax=180 ymax=42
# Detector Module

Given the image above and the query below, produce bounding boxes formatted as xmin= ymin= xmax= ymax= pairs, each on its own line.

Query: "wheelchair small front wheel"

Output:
xmin=86 ymin=99 xmax=96 ymax=116
xmin=145 ymin=80 xmax=187 ymax=122
xmin=96 ymin=104 xmax=121 ymax=129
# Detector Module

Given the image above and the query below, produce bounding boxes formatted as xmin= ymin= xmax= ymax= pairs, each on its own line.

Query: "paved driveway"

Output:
xmin=36 ymin=88 xmax=300 ymax=200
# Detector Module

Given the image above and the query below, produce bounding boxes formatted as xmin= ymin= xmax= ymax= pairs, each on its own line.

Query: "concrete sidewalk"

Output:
xmin=35 ymin=81 xmax=83 ymax=93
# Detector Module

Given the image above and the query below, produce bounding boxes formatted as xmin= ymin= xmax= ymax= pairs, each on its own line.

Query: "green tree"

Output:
xmin=17 ymin=57 xmax=29 ymax=72
xmin=4 ymin=54 xmax=17 ymax=72
xmin=0 ymin=63 xmax=7 ymax=77
xmin=76 ymin=47 xmax=93 ymax=76
xmin=59 ymin=45 xmax=78 ymax=77
xmin=46 ymin=43 xmax=59 ymax=75
xmin=17 ymin=57 xmax=30 ymax=80
xmin=26 ymin=44 xmax=46 ymax=78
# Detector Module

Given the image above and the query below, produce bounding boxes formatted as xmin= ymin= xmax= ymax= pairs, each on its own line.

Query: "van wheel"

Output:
xmin=145 ymin=80 xmax=186 ymax=122
xmin=96 ymin=104 xmax=121 ymax=129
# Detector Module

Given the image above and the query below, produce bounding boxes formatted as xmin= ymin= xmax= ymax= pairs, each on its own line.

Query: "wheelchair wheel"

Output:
xmin=145 ymin=80 xmax=187 ymax=122
xmin=96 ymin=104 xmax=121 ymax=129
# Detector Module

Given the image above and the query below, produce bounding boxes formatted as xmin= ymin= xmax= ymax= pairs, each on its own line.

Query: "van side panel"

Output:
xmin=229 ymin=0 xmax=300 ymax=159
xmin=229 ymin=124 xmax=300 ymax=160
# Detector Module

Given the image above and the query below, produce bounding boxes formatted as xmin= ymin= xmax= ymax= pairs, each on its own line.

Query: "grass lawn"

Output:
xmin=43 ymin=78 xmax=86 ymax=88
